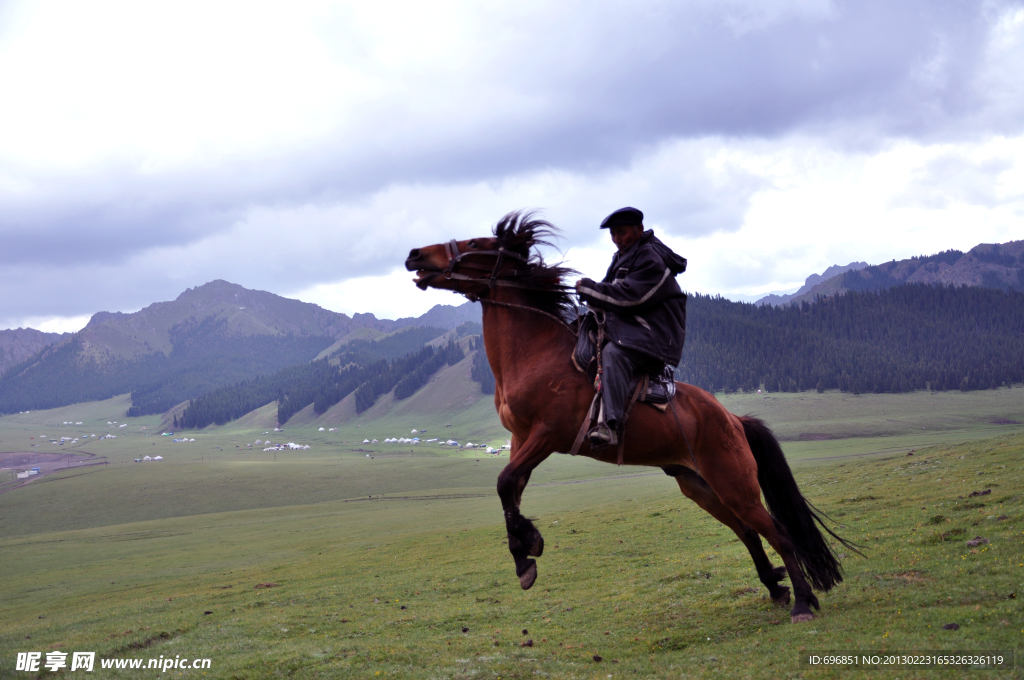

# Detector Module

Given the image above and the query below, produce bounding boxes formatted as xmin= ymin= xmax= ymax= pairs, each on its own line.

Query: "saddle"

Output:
xmin=571 ymin=312 xmax=677 ymax=410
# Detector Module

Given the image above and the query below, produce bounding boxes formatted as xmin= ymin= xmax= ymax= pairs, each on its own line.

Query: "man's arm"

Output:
xmin=576 ymin=255 xmax=675 ymax=313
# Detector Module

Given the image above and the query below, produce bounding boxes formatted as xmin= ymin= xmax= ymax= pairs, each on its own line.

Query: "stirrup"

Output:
xmin=587 ymin=423 xmax=618 ymax=449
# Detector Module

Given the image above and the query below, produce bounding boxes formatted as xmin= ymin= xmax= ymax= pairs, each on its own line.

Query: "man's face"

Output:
xmin=610 ymin=224 xmax=643 ymax=252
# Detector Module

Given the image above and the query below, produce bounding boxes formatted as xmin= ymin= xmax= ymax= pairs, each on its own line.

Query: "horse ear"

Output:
xmin=494 ymin=211 xmax=519 ymax=240
xmin=510 ymin=238 xmax=531 ymax=258
xmin=511 ymin=223 xmax=535 ymax=256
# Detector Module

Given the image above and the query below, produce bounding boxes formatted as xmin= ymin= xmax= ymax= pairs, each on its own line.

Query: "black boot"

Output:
xmin=587 ymin=420 xmax=618 ymax=449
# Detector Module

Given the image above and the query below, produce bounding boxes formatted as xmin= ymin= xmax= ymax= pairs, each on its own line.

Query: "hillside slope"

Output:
xmin=319 ymin=352 xmax=488 ymax=426
xmin=230 ymin=349 xmax=504 ymax=442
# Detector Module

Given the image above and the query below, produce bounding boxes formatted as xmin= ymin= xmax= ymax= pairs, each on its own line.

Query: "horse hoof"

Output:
xmin=791 ymin=612 xmax=814 ymax=623
xmin=519 ymin=561 xmax=538 ymax=590
xmin=528 ymin=534 xmax=544 ymax=557
xmin=771 ymin=587 xmax=791 ymax=605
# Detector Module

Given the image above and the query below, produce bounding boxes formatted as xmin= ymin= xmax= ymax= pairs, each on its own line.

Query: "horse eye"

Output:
xmin=467 ymin=240 xmax=477 ymax=248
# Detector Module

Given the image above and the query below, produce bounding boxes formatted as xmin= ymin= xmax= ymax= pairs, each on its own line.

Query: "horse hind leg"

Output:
xmin=701 ymin=463 xmax=820 ymax=621
xmin=735 ymin=416 xmax=856 ymax=622
xmin=724 ymin=510 xmax=791 ymax=605
xmin=687 ymin=457 xmax=821 ymax=621
xmin=677 ymin=462 xmax=822 ymax=621
xmin=742 ymin=528 xmax=791 ymax=605
xmin=735 ymin=505 xmax=820 ymax=622
xmin=665 ymin=466 xmax=789 ymax=604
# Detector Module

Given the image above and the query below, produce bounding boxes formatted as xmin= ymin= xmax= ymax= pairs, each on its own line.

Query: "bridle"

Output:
xmin=430 ymin=238 xmax=579 ymax=334
xmin=441 ymin=239 xmax=530 ymax=292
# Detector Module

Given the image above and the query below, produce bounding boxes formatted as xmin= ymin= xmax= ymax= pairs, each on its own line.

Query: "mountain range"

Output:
xmin=2 ymin=237 xmax=1022 ymax=419
xmin=756 ymin=240 xmax=1024 ymax=307
xmin=0 ymin=280 xmax=480 ymax=416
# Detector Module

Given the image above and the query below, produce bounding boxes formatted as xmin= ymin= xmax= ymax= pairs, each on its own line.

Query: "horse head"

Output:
xmin=404 ymin=234 xmax=510 ymax=294
xmin=405 ymin=211 xmax=567 ymax=301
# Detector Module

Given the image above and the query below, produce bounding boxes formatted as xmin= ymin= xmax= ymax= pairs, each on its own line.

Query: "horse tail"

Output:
xmin=740 ymin=415 xmax=862 ymax=592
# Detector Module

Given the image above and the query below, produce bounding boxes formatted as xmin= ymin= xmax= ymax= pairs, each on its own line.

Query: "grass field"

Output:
xmin=1 ymin=389 xmax=1023 ymax=678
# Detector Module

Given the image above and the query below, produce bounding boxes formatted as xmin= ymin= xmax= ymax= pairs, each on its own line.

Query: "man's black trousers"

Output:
xmin=599 ymin=343 xmax=664 ymax=427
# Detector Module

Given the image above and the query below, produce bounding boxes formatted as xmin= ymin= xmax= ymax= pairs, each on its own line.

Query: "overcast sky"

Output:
xmin=2 ymin=0 xmax=1023 ymax=332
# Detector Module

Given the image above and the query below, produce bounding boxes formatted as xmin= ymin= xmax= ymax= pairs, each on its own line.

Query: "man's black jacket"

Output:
xmin=576 ymin=230 xmax=687 ymax=366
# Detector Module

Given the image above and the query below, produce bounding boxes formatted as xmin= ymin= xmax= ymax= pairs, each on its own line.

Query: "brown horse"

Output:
xmin=405 ymin=212 xmax=858 ymax=623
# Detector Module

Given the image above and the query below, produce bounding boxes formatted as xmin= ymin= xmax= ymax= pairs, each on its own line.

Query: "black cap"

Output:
xmin=599 ymin=207 xmax=643 ymax=229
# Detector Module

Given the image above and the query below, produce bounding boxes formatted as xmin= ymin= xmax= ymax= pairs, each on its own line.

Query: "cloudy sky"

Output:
xmin=2 ymin=0 xmax=1023 ymax=331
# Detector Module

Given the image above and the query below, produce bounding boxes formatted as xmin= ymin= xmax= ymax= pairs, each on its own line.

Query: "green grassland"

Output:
xmin=716 ymin=388 xmax=1024 ymax=463
xmin=1 ymin=389 xmax=1024 ymax=678
xmin=716 ymin=388 xmax=1024 ymax=441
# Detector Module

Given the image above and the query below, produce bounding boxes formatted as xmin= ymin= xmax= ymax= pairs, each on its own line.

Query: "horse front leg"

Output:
xmin=497 ymin=435 xmax=551 ymax=590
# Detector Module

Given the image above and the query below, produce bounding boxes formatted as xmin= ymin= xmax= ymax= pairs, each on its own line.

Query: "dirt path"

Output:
xmin=0 ymin=451 xmax=106 ymax=494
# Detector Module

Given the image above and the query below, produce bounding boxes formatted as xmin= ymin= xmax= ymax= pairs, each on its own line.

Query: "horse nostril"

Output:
xmin=408 ymin=248 xmax=420 ymax=259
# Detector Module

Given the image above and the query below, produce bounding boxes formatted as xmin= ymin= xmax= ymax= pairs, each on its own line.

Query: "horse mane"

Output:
xmin=492 ymin=211 xmax=579 ymax=320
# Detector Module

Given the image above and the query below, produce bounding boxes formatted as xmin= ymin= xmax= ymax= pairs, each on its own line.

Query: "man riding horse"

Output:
xmin=406 ymin=211 xmax=857 ymax=622
xmin=575 ymin=207 xmax=688 ymax=448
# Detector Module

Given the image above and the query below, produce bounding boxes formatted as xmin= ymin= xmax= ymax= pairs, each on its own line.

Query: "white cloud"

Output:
xmin=692 ymin=134 xmax=1024 ymax=298
xmin=7 ymin=129 xmax=1023 ymax=330
xmin=2 ymin=315 xmax=91 ymax=334
xmin=0 ymin=1 xmax=366 ymax=169
xmin=291 ymin=269 xmax=456 ymax=320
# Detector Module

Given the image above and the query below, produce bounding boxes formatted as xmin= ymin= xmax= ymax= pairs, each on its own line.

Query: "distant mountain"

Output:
xmin=757 ymin=240 xmax=1024 ymax=308
xmin=74 ymin=279 xmax=433 ymax=362
xmin=835 ymin=241 xmax=1024 ymax=295
xmin=0 ymin=280 xmax=481 ymax=416
xmin=755 ymin=262 xmax=868 ymax=307
xmin=0 ymin=328 xmax=71 ymax=377
xmin=393 ymin=302 xmax=481 ymax=331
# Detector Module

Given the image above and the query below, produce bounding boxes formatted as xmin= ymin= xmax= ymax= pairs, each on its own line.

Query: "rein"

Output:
xmin=479 ymin=298 xmax=578 ymax=335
